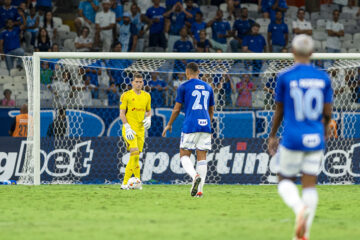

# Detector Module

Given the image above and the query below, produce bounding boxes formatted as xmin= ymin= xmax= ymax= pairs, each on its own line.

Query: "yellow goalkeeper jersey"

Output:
xmin=120 ymin=90 xmax=151 ymax=132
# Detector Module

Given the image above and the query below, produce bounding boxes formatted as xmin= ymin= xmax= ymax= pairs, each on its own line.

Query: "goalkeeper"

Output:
xmin=119 ymin=73 xmax=151 ymax=190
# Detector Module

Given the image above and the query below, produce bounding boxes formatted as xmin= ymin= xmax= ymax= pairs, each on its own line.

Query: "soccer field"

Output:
xmin=0 ymin=185 xmax=359 ymax=240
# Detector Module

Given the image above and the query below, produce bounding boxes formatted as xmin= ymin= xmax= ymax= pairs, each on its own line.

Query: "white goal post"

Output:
xmin=28 ymin=52 xmax=360 ymax=185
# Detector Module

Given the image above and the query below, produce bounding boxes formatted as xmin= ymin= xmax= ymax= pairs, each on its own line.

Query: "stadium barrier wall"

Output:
xmin=1 ymin=108 xmax=359 ymax=138
xmin=0 ymin=137 xmax=359 ymax=184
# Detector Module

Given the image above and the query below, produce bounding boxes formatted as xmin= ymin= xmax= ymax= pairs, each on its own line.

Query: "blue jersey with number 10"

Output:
xmin=175 ymin=78 xmax=215 ymax=133
xmin=275 ymin=63 xmax=333 ymax=151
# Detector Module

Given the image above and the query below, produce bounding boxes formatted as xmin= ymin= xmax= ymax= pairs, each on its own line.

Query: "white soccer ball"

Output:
xmin=128 ymin=177 xmax=142 ymax=190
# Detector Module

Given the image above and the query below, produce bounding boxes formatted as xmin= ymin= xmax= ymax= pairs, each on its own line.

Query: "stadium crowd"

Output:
xmin=0 ymin=0 xmax=360 ymax=109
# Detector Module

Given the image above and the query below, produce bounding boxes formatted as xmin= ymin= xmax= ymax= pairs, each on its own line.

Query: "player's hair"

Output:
xmin=292 ymin=34 xmax=314 ymax=57
xmin=133 ymin=73 xmax=143 ymax=80
xmin=186 ymin=62 xmax=199 ymax=73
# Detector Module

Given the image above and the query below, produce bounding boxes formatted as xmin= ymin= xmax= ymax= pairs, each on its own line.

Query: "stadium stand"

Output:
xmin=0 ymin=0 xmax=360 ymax=109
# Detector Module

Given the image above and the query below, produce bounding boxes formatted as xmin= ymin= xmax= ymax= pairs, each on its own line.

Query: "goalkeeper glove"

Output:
xmin=124 ymin=123 xmax=136 ymax=140
xmin=143 ymin=116 xmax=151 ymax=130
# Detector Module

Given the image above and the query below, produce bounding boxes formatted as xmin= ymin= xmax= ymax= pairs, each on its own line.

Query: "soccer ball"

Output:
xmin=128 ymin=177 xmax=142 ymax=190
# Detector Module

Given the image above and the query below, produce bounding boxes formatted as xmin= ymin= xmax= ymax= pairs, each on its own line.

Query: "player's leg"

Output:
xmin=195 ymin=150 xmax=207 ymax=197
xmin=134 ymin=134 xmax=145 ymax=179
xmin=277 ymin=146 xmax=307 ymax=239
xmin=194 ymin=132 xmax=211 ymax=197
xmin=300 ymin=151 xmax=323 ymax=239
xmin=122 ymin=148 xmax=140 ymax=188
xmin=180 ymin=148 xmax=200 ymax=197
xmin=121 ymin=129 xmax=140 ymax=189
xmin=179 ymin=133 xmax=197 ymax=179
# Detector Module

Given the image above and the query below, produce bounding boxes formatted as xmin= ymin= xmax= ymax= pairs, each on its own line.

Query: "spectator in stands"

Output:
xmin=95 ymin=0 xmax=116 ymax=52
xmin=145 ymin=0 xmax=166 ymax=50
xmin=207 ymin=10 xmax=231 ymax=52
xmin=17 ymin=4 xmax=26 ymax=28
xmin=107 ymin=42 xmax=132 ymax=90
xmin=47 ymin=108 xmax=68 ymax=137
xmin=41 ymin=11 xmax=57 ymax=42
xmin=116 ymin=12 xmax=138 ymax=52
xmin=173 ymin=27 xmax=193 ymax=52
xmin=267 ymin=11 xmax=288 ymax=53
xmin=242 ymin=22 xmax=266 ymax=53
xmin=166 ymin=0 xmax=183 ymax=11
xmin=184 ymin=0 xmax=200 ymax=27
xmin=75 ymin=0 xmax=100 ymax=36
xmin=263 ymin=72 xmax=276 ymax=109
xmin=292 ymin=8 xmax=312 ymax=36
xmin=0 ymin=19 xmax=25 ymax=74
xmin=261 ymin=0 xmax=287 ymax=21
xmin=17 ymin=2 xmax=28 ymax=14
xmin=190 ymin=12 xmax=206 ymax=45
xmin=40 ymin=61 xmax=53 ymax=85
xmin=130 ymin=3 xmax=145 ymax=51
xmin=49 ymin=70 xmax=71 ymax=107
xmin=0 ymin=0 xmax=21 ymax=29
xmin=223 ymin=74 xmax=235 ymax=107
xmin=330 ymin=69 xmax=348 ymax=108
xmin=35 ymin=27 xmax=51 ymax=51
xmin=236 ymin=73 xmax=256 ymax=107
xmin=51 ymin=43 xmax=59 ymax=52
xmin=1 ymin=89 xmax=15 ymax=106
xmin=111 ymin=0 xmax=123 ymax=23
xmin=36 ymin=0 xmax=52 ymax=13
xmin=349 ymin=74 xmax=360 ymax=109
xmin=164 ymin=2 xmax=192 ymax=52
xmin=107 ymin=81 xmax=120 ymax=106
xmin=24 ymin=5 xmax=39 ymax=52
xmin=77 ymin=76 xmax=98 ymax=106
xmin=75 ymin=26 xmax=93 ymax=52
xmin=230 ymin=8 xmax=254 ymax=52
xmin=243 ymin=22 xmax=266 ymax=49
xmin=227 ymin=0 xmax=241 ymax=19
xmin=326 ymin=10 xmax=344 ymax=53
xmin=172 ymin=72 xmax=185 ymax=91
xmin=149 ymin=72 xmax=168 ymax=107
xmin=195 ymin=30 xmax=210 ymax=52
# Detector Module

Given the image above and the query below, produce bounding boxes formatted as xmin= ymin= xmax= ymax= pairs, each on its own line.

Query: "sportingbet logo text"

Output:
xmin=120 ymin=144 xmax=360 ymax=183
xmin=0 ymin=141 xmax=93 ymax=181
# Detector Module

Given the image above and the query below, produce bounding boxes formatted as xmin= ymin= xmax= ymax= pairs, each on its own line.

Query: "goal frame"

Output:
xmin=31 ymin=52 xmax=360 ymax=185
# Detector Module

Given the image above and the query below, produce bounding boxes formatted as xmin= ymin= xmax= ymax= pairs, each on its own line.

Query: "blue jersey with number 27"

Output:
xmin=175 ymin=78 xmax=215 ymax=133
xmin=275 ymin=63 xmax=333 ymax=151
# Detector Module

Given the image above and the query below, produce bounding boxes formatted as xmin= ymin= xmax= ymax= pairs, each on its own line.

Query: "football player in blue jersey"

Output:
xmin=268 ymin=34 xmax=333 ymax=240
xmin=162 ymin=62 xmax=215 ymax=198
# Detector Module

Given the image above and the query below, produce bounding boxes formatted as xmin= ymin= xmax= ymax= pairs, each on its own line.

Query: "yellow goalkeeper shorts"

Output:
xmin=122 ymin=128 xmax=145 ymax=152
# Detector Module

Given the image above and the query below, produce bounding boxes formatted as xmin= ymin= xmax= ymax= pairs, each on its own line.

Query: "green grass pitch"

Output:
xmin=0 ymin=185 xmax=359 ymax=240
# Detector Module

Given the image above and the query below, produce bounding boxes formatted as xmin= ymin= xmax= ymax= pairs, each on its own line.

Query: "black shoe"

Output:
xmin=190 ymin=174 xmax=201 ymax=197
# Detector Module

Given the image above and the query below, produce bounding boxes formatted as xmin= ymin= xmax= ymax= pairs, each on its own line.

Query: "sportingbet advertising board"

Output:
xmin=0 ymin=137 xmax=359 ymax=184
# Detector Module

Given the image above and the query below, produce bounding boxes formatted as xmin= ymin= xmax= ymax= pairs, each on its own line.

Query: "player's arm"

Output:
xmin=143 ymin=94 xmax=152 ymax=129
xmin=119 ymin=109 xmax=129 ymax=125
xmin=268 ymin=102 xmax=284 ymax=156
xmin=162 ymin=102 xmax=182 ymax=137
xmin=208 ymin=87 xmax=215 ymax=122
xmin=119 ymin=94 xmax=136 ymax=140
xmin=208 ymin=105 xmax=214 ymax=122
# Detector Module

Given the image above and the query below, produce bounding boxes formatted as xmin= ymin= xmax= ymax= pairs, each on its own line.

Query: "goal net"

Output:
xmin=15 ymin=53 xmax=360 ymax=185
